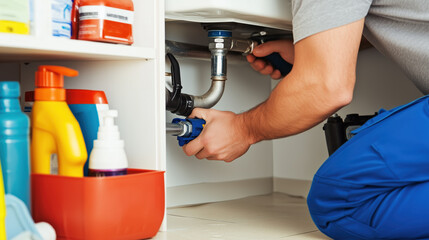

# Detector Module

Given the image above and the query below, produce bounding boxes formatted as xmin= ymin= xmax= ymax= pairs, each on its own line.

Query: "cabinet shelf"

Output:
xmin=0 ymin=33 xmax=155 ymax=62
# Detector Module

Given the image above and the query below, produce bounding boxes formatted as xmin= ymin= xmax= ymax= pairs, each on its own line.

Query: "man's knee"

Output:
xmin=307 ymin=179 xmax=376 ymax=240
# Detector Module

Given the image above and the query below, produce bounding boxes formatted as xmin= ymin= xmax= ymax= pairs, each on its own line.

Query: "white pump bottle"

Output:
xmin=88 ymin=110 xmax=128 ymax=177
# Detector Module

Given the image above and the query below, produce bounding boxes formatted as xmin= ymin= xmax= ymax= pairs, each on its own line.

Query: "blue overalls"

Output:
xmin=308 ymin=95 xmax=429 ymax=239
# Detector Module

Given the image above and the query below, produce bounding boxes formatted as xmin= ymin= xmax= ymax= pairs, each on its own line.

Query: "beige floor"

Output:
xmin=153 ymin=193 xmax=331 ymax=240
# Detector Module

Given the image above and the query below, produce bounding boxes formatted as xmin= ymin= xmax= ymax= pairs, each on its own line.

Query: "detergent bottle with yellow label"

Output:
xmin=31 ymin=65 xmax=87 ymax=177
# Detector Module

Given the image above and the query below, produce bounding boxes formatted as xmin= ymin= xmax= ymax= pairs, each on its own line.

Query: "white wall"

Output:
xmin=165 ymin=22 xmax=274 ymax=206
xmin=273 ymin=48 xmax=423 ymax=192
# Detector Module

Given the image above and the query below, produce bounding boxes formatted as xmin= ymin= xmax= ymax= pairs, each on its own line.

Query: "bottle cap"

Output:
xmin=0 ymin=81 xmax=20 ymax=98
xmin=66 ymin=89 xmax=108 ymax=104
xmin=35 ymin=65 xmax=78 ymax=101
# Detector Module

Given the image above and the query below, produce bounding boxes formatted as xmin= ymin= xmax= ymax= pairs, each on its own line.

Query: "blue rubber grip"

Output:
xmin=264 ymin=52 xmax=293 ymax=76
xmin=172 ymin=118 xmax=206 ymax=147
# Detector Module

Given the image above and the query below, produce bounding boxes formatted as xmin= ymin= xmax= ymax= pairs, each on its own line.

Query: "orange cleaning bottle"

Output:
xmin=77 ymin=0 xmax=134 ymax=44
xmin=31 ymin=66 xmax=87 ymax=177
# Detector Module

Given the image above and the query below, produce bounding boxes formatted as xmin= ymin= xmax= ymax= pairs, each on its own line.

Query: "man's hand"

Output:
xmin=182 ymin=19 xmax=364 ymax=162
xmin=182 ymin=108 xmax=253 ymax=162
xmin=246 ymin=40 xmax=294 ymax=80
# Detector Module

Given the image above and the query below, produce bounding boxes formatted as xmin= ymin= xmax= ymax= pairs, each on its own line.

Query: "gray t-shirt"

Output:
xmin=292 ymin=0 xmax=429 ymax=94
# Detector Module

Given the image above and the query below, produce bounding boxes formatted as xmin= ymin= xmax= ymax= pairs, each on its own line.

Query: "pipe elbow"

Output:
xmin=193 ymin=80 xmax=226 ymax=109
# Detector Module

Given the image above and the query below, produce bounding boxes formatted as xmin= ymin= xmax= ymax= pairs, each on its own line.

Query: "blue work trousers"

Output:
xmin=308 ymin=95 xmax=429 ymax=240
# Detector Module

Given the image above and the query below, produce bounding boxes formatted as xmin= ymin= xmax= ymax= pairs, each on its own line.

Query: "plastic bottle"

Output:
xmin=31 ymin=65 xmax=87 ymax=177
xmin=5 ymin=194 xmax=45 ymax=240
xmin=0 ymin=82 xmax=31 ymax=210
xmin=52 ymin=0 xmax=73 ymax=38
xmin=23 ymin=91 xmax=34 ymax=118
xmin=0 ymin=0 xmax=30 ymax=34
xmin=24 ymin=89 xmax=109 ymax=176
xmin=0 ymin=163 xmax=6 ymax=240
xmin=89 ymin=110 xmax=128 ymax=177
xmin=71 ymin=0 xmax=80 ymax=39
xmin=67 ymin=89 xmax=109 ymax=176
xmin=78 ymin=0 xmax=134 ymax=44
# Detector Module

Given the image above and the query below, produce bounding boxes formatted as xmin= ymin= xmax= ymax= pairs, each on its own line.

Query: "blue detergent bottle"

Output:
xmin=0 ymin=81 xmax=30 ymax=210
xmin=66 ymin=90 xmax=109 ymax=176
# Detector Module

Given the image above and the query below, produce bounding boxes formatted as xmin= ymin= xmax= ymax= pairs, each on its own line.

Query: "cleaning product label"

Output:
xmin=89 ymin=168 xmax=127 ymax=177
xmin=78 ymin=1 xmax=134 ymax=45
xmin=52 ymin=0 xmax=72 ymax=38
xmin=23 ymin=102 xmax=33 ymax=117
xmin=0 ymin=0 xmax=29 ymax=22
xmin=0 ymin=0 xmax=30 ymax=34
xmin=79 ymin=6 xmax=133 ymax=24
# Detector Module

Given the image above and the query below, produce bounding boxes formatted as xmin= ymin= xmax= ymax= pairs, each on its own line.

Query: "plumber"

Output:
xmin=182 ymin=1 xmax=429 ymax=239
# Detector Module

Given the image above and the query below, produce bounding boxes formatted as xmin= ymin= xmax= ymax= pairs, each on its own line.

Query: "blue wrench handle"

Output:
xmin=264 ymin=52 xmax=293 ymax=76
xmin=172 ymin=118 xmax=206 ymax=147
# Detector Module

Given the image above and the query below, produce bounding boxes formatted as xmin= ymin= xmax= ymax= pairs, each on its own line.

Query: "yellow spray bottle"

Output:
xmin=0 ymin=162 xmax=6 ymax=240
xmin=31 ymin=65 xmax=87 ymax=177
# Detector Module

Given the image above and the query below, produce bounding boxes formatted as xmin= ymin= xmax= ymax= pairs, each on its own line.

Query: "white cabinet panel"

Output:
xmin=166 ymin=0 xmax=292 ymax=30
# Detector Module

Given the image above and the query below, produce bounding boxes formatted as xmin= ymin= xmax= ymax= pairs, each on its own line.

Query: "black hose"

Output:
xmin=167 ymin=53 xmax=182 ymax=100
xmin=166 ymin=53 xmax=194 ymax=116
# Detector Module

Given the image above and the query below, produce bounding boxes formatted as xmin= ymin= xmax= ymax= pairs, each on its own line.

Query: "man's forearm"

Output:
xmin=239 ymin=71 xmax=353 ymax=144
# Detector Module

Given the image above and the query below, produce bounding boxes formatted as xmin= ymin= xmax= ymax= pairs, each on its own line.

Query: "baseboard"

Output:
xmin=167 ymin=178 xmax=313 ymax=207
xmin=167 ymin=178 xmax=273 ymax=208
xmin=273 ymin=177 xmax=312 ymax=198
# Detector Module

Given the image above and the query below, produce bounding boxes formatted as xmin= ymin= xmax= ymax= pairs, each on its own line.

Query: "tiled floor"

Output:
xmin=153 ymin=193 xmax=331 ymax=240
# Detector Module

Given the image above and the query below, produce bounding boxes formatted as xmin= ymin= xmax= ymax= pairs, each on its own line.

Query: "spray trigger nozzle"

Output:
xmin=97 ymin=110 xmax=120 ymax=141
